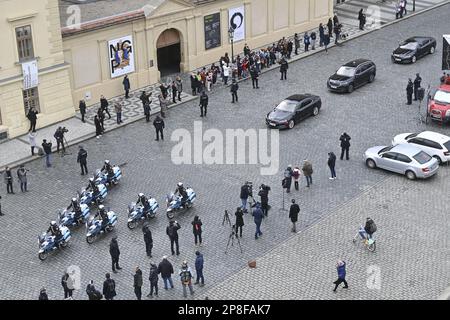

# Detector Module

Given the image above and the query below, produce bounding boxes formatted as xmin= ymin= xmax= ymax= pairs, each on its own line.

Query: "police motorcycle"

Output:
xmin=38 ymin=221 xmax=71 ymax=261
xmin=96 ymin=160 xmax=122 ymax=187
xmin=166 ymin=183 xmax=196 ymax=219
xmin=127 ymin=194 xmax=159 ymax=230
xmin=86 ymin=205 xmax=118 ymax=244
xmin=58 ymin=199 xmax=90 ymax=228
xmin=79 ymin=179 xmax=108 ymax=206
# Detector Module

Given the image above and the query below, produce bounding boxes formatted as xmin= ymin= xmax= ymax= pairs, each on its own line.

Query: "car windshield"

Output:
xmin=378 ymin=146 xmax=394 ymax=154
xmin=406 ymin=133 xmax=418 ymax=139
xmin=433 ymin=90 xmax=450 ymax=104
xmin=276 ymin=100 xmax=297 ymax=113
xmin=413 ymin=151 xmax=432 ymax=164
xmin=400 ymin=42 xmax=418 ymax=50
xmin=443 ymin=140 xmax=450 ymax=151
xmin=336 ymin=66 xmax=355 ymax=77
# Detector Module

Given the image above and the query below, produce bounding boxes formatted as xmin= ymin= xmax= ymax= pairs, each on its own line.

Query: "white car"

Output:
xmin=392 ymin=131 xmax=450 ymax=164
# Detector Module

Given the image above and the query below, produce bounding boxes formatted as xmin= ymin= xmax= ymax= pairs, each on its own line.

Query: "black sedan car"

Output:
xmin=265 ymin=94 xmax=321 ymax=129
xmin=327 ymin=59 xmax=376 ymax=93
xmin=391 ymin=36 xmax=436 ymax=64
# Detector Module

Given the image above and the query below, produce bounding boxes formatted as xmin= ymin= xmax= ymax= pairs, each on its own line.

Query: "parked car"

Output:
xmin=327 ymin=59 xmax=376 ymax=93
xmin=391 ymin=36 xmax=436 ymax=64
xmin=428 ymin=84 xmax=450 ymax=123
xmin=265 ymin=94 xmax=321 ymax=129
xmin=392 ymin=131 xmax=450 ymax=164
xmin=364 ymin=144 xmax=439 ymax=180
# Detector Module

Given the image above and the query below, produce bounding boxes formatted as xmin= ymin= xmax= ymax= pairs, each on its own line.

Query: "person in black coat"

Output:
xmin=171 ymin=81 xmax=178 ymax=104
xmin=191 ymin=215 xmax=203 ymax=246
xmin=122 ymin=75 xmax=130 ymax=99
xmin=234 ymin=207 xmax=244 ymax=237
xmin=77 ymin=145 xmax=88 ymax=175
xmin=258 ymin=184 xmax=270 ymax=217
xmin=406 ymin=79 xmax=413 ymax=105
xmin=38 ymin=287 xmax=48 ymax=300
xmin=94 ymin=115 xmax=102 ymax=138
xmin=42 ymin=139 xmax=52 ymax=167
xmin=199 ymin=91 xmax=208 ymax=117
xmin=27 ymin=107 xmax=38 ymax=132
xmin=279 ymin=58 xmax=288 ymax=80
xmin=190 ymin=74 xmax=197 ymax=96
xmin=147 ymin=263 xmax=159 ymax=297
xmin=413 ymin=73 xmax=422 ymax=101
xmin=289 ymin=199 xmax=300 ymax=232
xmin=97 ymin=107 xmax=105 ymax=131
xmin=240 ymin=182 xmax=250 ymax=212
xmin=100 ymin=95 xmax=111 ymax=119
xmin=358 ymin=9 xmax=366 ymax=30
xmin=250 ymin=64 xmax=259 ymax=89
xmin=166 ymin=220 xmax=181 ymax=255
xmin=328 ymin=152 xmax=337 ymax=180
xmin=230 ymin=79 xmax=239 ymax=103
xmin=339 ymin=133 xmax=351 ymax=160
xmin=327 ymin=18 xmax=333 ymax=37
xmin=142 ymin=224 xmax=153 ymax=257
xmin=79 ymin=100 xmax=86 ymax=123
xmin=157 ymin=256 xmax=174 ymax=289
xmin=153 ymin=115 xmax=165 ymax=141
xmin=160 ymin=83 xmax=168 ymax=100
xmin=319 ymin=23 xmax=325 ymax=47
xmin=102 ymin=273 xmax=116 ymax=300
xmin=109 ymin=236 xmax=121 ymax=273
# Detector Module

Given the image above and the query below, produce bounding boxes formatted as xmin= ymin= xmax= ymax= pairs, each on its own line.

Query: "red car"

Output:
xmin=428 ymin=83 xmax=450 ymax=123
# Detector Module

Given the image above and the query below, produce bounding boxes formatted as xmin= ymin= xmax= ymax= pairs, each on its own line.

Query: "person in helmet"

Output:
xmin=47 ymin=221 xmax=63 ymax=245
xmin=136 ymin=193 xmax=151 ymax=217
xmin=86 ymin=178 xmax=100 ymax=197
xmin=101 ymin=160 xmax=115 ymax=181
xmin=67 ymin=197 xmax=83 ymax=221
xmin=174 ymin=182 xmax=188 ymax=208
xmin=95 ymin=205 xmax=109 ymax=230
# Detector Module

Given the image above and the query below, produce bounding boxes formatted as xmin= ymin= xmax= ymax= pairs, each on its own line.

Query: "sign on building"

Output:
xmin=22 ymin=60 xmax=38 ymax=90
xmin=443 ymin=35 xmax=450 ymax=70
xmin=204 ymin=12 xmax=221 ymax=50
xmin=108 ymin=35 xmax=135 ymax=78
xmin=229 ymin=6 xmax=245 ymax=42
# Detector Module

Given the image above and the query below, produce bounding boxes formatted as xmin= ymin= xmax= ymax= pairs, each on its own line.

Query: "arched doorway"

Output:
xmin=156 ymin=29 xmax=181 ymax=77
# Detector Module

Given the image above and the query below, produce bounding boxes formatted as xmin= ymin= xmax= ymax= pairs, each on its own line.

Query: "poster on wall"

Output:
xmin=229 ymin=6 xmax=245 ymax=42
xmin=204 ymin=12 xmax=221 ymax=50
xmin=22 ymin=60 xmax=39 ymax=90
xmin=443 ymin=35 xmax=450 ymax=70
xmin=108 ymin=35 xmax=135 ymax=78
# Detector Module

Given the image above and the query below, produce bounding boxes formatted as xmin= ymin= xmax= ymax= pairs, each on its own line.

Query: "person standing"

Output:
xmin=324 ymin=30 xmax=330 ymax=53
xmin=109 ymin=236 xmax=122 ymax=273
xmin=133 ymin=266 xmax=143 ymax=300
xmin=0 ymin=195 xmax=3 ymax=216
xmin=413 ymin=73 xmax=422 ymax=101
xmin=17 ymin=165 xmax=28 ymax=192
xmin=77 ymin=145 xmax=88 ymax=176
xmin=279 ymin=58 xmax=288 ymax=80
xmin=234 ymin=207 xmax=244 ymax=237
xmin=294 ymin=33 xmax=300 ymax=55
xmin=38 ymin=288 xmax=48 ymax=300
xmin=253 ymin=203 xmax=263 ymax=240
xmin=153 ymin=115 xmax=165 ymax=141
xmin=86 ymin=280 xmax=102 ymax=300
xmin=157 ymin=256 xmax=174 ymax=290
xmin=302 ymin=160 xmax=313 ymax=188
xmin=328 ymin=152 xmax=337 ymax=180
xmin=175 ymin=76 xmax=183 ymax=101
xmin=406 ymin=79 xmax=413 ymax=105
xmin=289 ymin=199 xmax=300 ymax=232
xmin=61 ymin=272 xmax=70 ymax=299
xmin=292 ymin=166 xmax=301 ymax=191
xmin=3 ymin=167 xmax=14 ymax=194
xmin=179 ymin=261 xmax=195 ymax=298
xmin=327 ymin=18 xmax=333 ymax=37
xmin=333 ymin=260 xmax=349 ymax=292
xmin=230 ymin=79 xmax=239 ymax=103
xmin=240 ymin=182 xmax=250 ymax=212
xmin=190 ymin=74 xmax=197 ymax=96
xmin=171 ymin=81 xmax=178 ymax=104
xmin=166 ymin=220 xmax=181 ymax=255
xmin=27 ymin=107 xmax=38 ymax=132
xmin=114 ymin=101 xmax=123 ymax=125
xmin=333 ymin=24 xmax=341 ymax=45
xmin=358 ymin=9 xmax=366 ymax=30
xmin=199 ymin=91 xmax=208 ymax=117
xmin=147 ymin=262 xmax=159 ymax=297
xmin=102 ymin=273 xmax=117 ymax=300
xmin=319 ymin=23 xmax=325 ymax=47
xmin=250 ymin=64 xmax=259 ymax=89
xmin=258 ymin=184 xmax=270 ymax=217
xmin=287 ymin=39 xmax=293 ymax=59
xmin=122 ymin=75 xmax=130 ymax=99
xmin=144 ymin=100 xmax=151 ymax=123
xmin=194 ymin=251 xmax=204 ymax=286
xmin=54 ymin=127 xmax=65 ymax=155
xmin=94 ymin=115 xmax=102 ymax=139
xmin=223 ymin=63 xmax=230 ymax=85
xmin=79 ymin=100 xmax=86 ymax=123
xmin=28 ymin=131 xmax=37 ymax=156
xmin=42 ymin=139 xmax=52 ymax=167
xmin=97 ymin=107 xmax=105 ymax=132
xmin=159 ymin=83 xmax=169 ymax=100
xmin=140 ymin=91 xmax=151 ymax=108
xmin=304 ymin=32 xmax=310 ymax=52
xmin=283 ymin=165 xmax=293 ymax=193
xmin=100 ymin=95 xmax=112 ymax=119
xmin=310 ymin=31 xmax=317 ymax=50
xmin=192 ymin=215 xmax=203 ymax=246
xmin=333 ymin=13 xmax=339 ymax=27
xmin=340 ymin=133 xmax=351 ymax=160
xmin=143 ymin=224 xmax=153 ymax=257
xmin=158 ymin=94 xmax=167 ymax=118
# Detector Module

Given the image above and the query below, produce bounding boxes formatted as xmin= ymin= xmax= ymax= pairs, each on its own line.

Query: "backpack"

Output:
xmin=107 ymin=279 xmax=115 ymax=293
xmin=180 ymin=270 xmax=191 ymax=284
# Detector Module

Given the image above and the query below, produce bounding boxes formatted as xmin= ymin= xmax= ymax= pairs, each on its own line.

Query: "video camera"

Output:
xmin=61 ymin=127 xmax=69 ymax=133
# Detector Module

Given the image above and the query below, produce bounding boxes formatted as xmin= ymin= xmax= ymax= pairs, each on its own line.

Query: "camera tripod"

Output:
xmin=222 ymin=210 xmax=231 ymax=227
xmin=225 ymin=226 xmax=243 ymax=254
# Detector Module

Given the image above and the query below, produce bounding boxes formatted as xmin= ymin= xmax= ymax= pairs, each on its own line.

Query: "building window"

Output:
xmin=23 ymin=88 xmax=40 ymax=113
xmin=16 ymin=25 xmax=34 ymax=62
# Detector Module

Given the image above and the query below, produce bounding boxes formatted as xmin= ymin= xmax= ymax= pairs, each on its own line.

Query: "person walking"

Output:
xmin=97 ymin=107 xmax=105 ymax=132
xmin=100 ymin=95 xmax=112 ymax=119
xmin=144 ymin=100 xmax=151 ymax=123
xmin=61 ymin=272 xmax=74 ymax=299
xmin=79 ymin=100 xmax=86 ymax=123
xmin=406 ymin=79 xmax=413 ymax=105
xmin=413 ymin=73 xmax=422 ymax=101
xmin=333 ymin=260 xmax=349 ymax=292
xmin=328 ymin=152 xmax=337 ymax=180
xmin=140 ymin=91 xmax=151 ymax=108
xmin=235 ymin=207 xmax=244 ymax=238
xmin=122 ymin=75 xmax=130 ymax=99
xmin=103 ymin=273 xmax=117 ymax=300
xmin=17 ymin=165 xmax=28 ymax=192
xmin=147 ymin=262 xmax=159 ymax=297
xmin=3 ymin=167 xmax=14 ymax=194
xmin=179 ymin=261 xmax=195 ymax=298
xmin=287 ymin=39 xmax=293 ymax=59
xmin=283 ymin=165 xmax=293 ymax=193
xmin=289 ymin=199 xmax=300 ymax=232
xmin=279 ymin=57 xmax=288 ymax=80
xmin=333 ymin=13 xmax=339 ymax=27
xmin=157 ymin=256 xmax=174 ymax=290
xmin=302 ymin=160 xmax=313 ymax=188
xmin=358 ymin=9 xmax=366 ymax=30
xmin=333 ymin=23 xmax=341 ymax=45
xmin=77 ymin=145 xmax=88 ymax=175
xmin=230 ymin=79 xmax=239 ymax=103
xmin=109 ymin=236 xmax=122 ymax=273
xmin=159 ymin=83 xmax=169 ymax=100
xmin=319 ymin=23 xmax=325 ymax=47
xmin=175 ymin=76 xmax=183 ymax=101
xmin=42 ymin=139 xmax=52 ymax=167
xmin=250 ymin=64 xmax=259 ymax=89
xmin=340 ymin=132 xmax=351 ymax=160
xmin=143 ymin=224 xmax=153 ymax=257
xmin=199 ymin=91 xmax=208 ymax=117
xmin=324 ymin=30 xmax=330 ymax=53
xmin=292 ymin=166 xmax=301 ymax=191
xmin=94 ymin=115 xmax=102 ymax=139
xmin=171 ymin=81 xmax=178 ymax=104
xmin=54 ymin=127 xmax=66 ymax=155
xmin=153 ymin=115 xmax=165 ymax=141
xmin=192 ymin=215 xmax=203 ymax=246
xmin=194 ymin=251 xmax=204 ymax=286
xmin=304 ymin=32 xmax=310 ymax=52
xmin=253 ymin=203 xmax=263 ymax=239
xmin=28 ymin=130 xmax=37 ymax=156
xmin=327 ymin=18 xmax=333 ymax=37
xmin=158 ymin=93 xmax=167 ymax=118
xmin=190 ymin=73 xmax=197 ymax=96
xmin=114 ymin=101 xmax=123 ymax=125
xmin=133 ymin=266 xmax=143 ymax=300
xmin=166 ymin=220 xmax=181 ymax=255
xmin=310 ymin=31 xmax=317 ymax=50
xmin=27 ymin=107 xmax=38 ymax=132
xmin=294 ymin=33 xmax=300 ymax=55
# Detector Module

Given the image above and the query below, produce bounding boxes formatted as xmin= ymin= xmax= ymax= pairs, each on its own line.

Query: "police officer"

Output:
xmin=175 ymin=182 xmax=188 ymax=208
xmin=137 ymin=193 xmax=151 ymax=217
xmin=77 ymin=145 xmax=88 ymax=175
xmin=199 ymin=91 xmax=208 ymax=117
xmin=413 ymin=73 xmax=422 ymax=101
xmin=47 ymin=221 xmax=62 ymax=245
xmin=101 ymin=160 xmax=114 ymax=180
xmin=95 ymin=204 xmax=109 ymax=230
xmin=153 ymin=115 xmax=165 ymax=141
xmin=86 ymin=178 xmax=99 ymax=196
xmin=67 ymin=197 xmax=83 ymax=221
xmin=406 ymin=79 xmax=413 ymax=105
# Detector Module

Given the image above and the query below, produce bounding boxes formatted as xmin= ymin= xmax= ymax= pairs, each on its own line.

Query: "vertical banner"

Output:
xmin=443 ymin=35 xmax=450 ymax=70
xmin=204 ymin=12 xmax=221 ymax=50
xmin=22 ymin=60 xmax=39 ymax=90
xmin=229 ymin=6 xmax=245 ymax=42
xmin=108 ymin=35 xmax=135 ymax=78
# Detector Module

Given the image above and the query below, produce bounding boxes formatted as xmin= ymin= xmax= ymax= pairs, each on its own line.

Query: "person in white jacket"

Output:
xmin=222 ymin=63 xmax=230 ymax=85
xmin=28 ymin=131 xmax=37 ymax=156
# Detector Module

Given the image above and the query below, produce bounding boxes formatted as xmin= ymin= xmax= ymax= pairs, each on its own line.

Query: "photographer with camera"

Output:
xmin=258 ymin=184 xmax=271 ymax=217
xmin=16 ymin=165 xmax=29 ymax=192
xmin=54 ymin=126 xmax=68 ymax=155
xmin=240 ymin=181 xmax=252 ymax=213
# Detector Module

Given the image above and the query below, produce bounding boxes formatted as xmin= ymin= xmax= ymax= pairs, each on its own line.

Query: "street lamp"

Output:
xmin=228 ymin=27 xmax=235 ymax=63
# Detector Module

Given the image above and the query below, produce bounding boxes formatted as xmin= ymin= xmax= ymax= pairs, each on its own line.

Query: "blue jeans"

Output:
xmin=241 ymin=198 xmax=247 ymax=210
xmin=162 ymin=276 xmax=174 ymax=289
xmin=196 ymin=269 xmax=204 ymax=284
xmin=305 ymin=175 xmax=312 ymax=186
xmin=255 ymin=221 xmax=262 ymax=238
xmin=116 ymin=112 xmax=122 ymax=124
xmin=330 ymin=166 xmax=336 ymax=178
xmin=45 ymin=154 xmax=51 ymax=167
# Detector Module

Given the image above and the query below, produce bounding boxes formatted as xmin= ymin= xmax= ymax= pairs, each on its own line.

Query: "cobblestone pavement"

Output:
xmin=0 ymin=4 xmax=449 ymax=300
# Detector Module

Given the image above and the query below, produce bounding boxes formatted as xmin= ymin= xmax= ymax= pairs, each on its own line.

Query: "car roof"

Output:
xmin=437 ymin=84 xmax=450 ymax=92
xmin=286 ymin=94 xmax=314 ymax=101
xmin=417 ymin=131 xmax=450 ymax=142
xmin=343 ymin=59 xmax=372 ymax=67
xmin=406 ymin=36 xmax=434 ymax=43
xmin=391 ymin=144 xmax=423 ymax=157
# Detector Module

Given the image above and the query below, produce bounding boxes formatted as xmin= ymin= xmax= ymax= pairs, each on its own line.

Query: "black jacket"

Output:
xmin=413 ymin=76 xmax=422 ymax=89
xmin=250 ymin=67 xmax=258 ymax=79
xmin=27 ymin=109 xmax=38 ymax=121
xmin=199 ymin=94 xmax=209 ymax=106
xmin=100 ymin=98 xmax=109 ymax=110
xmin=340 ymin=134 xmax=351 ymax=148
xmin=42 ymin=142 xmax=52 ymax=154
xmin=157 ymin=259 xmax=174 ymax=278
xmin=166 ymin=222 xmax=181 ymax=239
xmin=134 ymin=269 xmax=143 ymax=287
xmin=153 ymin=117 xmax=165 ymax=129
xmin=79 ymin=101 xmax=86 ymax=114
xmin=109 ymin=239 xmax=120 ymax=258
xmin=192 ymin=219 xmax=203 ymax=235
xmin=235 ymin=209 xmax=244 ymax=227
xmin=77 ymin=148 xmax=87 ymax=163
xmin=407 ymin=82 xmax=413 ymax=94
xmin=280 ymin=60 xmax=288 ymax=72
xmin=328 ymin=153 xmax=337 ymax=167
xmin=102 ymin=279 xmax=116 ymax=299
xmin=289 ymin=203 xmax=300 ymax=222
xmin=143 ymin=228 xmax=153 ymax=245
xmin=231 ymin=82 xmax=239 ymax=93
xmin=149 ymin=264 xmax=159 ymax=283
xmin=240 ymin=185 xmax=249 ymax=199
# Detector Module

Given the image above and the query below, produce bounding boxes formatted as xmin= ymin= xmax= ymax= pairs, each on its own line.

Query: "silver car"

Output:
xmin=364 ymin=144 xmax=439 ymax=180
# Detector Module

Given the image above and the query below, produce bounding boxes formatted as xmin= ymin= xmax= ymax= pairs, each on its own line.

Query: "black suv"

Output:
xmin=327 ymin=59 xmax=376 ymax=93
